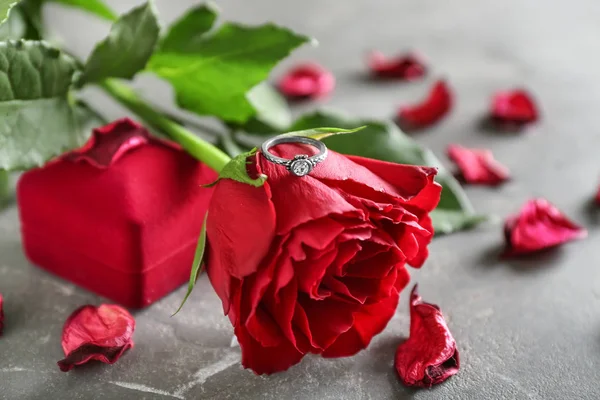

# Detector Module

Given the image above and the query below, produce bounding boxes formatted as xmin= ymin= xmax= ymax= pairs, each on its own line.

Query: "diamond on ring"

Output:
xmin=260 ymin=135 xmax=328 ymax=177
xmin=289 ymin=155 xmax=313 ymax=177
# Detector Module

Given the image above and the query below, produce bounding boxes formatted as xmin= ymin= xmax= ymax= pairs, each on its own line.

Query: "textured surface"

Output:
xmin=2 ymin=0 xmax=600 ymax=398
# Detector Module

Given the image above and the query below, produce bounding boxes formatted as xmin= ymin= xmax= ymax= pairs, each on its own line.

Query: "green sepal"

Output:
xmin=173 ymin=213 xmax=208 ymax=316
xmin=204 ymin=148 xmax=267 ymax=188
xmin=281 ymin=126 xmax=366 ymax=140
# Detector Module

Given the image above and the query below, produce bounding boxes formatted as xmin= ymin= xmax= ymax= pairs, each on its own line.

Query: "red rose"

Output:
xmin=206 ymin=144 xmax=441 ymax=374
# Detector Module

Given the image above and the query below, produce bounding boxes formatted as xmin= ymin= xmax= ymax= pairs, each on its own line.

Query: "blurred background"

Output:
xmin=49 ymin=0 xmax=599 ymax=218
xmin=2 ymin=0 xmax=600 ymax=399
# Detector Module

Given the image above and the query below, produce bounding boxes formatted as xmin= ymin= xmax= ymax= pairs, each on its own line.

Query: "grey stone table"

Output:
xmin=2 ymin=0 xmax=600 ymax=399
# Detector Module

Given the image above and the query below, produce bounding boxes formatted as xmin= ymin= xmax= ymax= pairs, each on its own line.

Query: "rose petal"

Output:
xmin=0 ymin=293 xmax=4 ymax=336
xmin=503 ymin=198 xmax=587 ymax=257
xmin=490 ymin=89 xmax=539 ymax=125
xmin=323 ymin=285 xmax=403 ymax=358
xmin=397 ymin=80 xmax=452 ymax=130
xmin=298 ymin=295 xmax=359 ymax=350
xmin=258 ymin=149 xmax=362 ymax=235
xmin=368 ymin=51 xmax=427 ymax=80
xmin=57 ymin=304 xmax=135 ymax=372
xmin=395 ymin=285 xmax=459 ymax=388
xmin=207 ymin=154 xmax=277 ymax=314
xmin=236 ymin=322 xmax=303 ymax=375
xmin=64 ymin=118 xmax=180 ymax=168
xmin=447 ymin=144 xmax=510 ymax=186
xmin=278 ymin=63 xmax=335 ymax=99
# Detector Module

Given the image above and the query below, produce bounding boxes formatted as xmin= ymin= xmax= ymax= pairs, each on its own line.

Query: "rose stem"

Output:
xmin=98 ymin=78 xmax=232 ymax=172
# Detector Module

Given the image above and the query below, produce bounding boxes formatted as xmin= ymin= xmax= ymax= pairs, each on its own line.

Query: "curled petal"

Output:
xmin=0 ymin=293 xmax=4 ymax=336
xmin=236 ymin=322 xmax=302 ymax=375
xmin=397 ymin=80 xmax=452 ymax=130
xmin=367 ymin=51 xmax=427 ymax=80
xmin=64 ymin=118 xmax=180 ymax=168
xmin=323 ymin=270 xmax=407 ymax=358
xmin=447 ymin=144 xmax=510 ymax=186
xmin=490 ymin=89 xmax=539 ymax=125
xmin=278 ymin=63 xmax=335 ymax=99
xmin=57 ymin=304 xmax=135 ymax=372
xmin=503 ymin=198 xmax=587 ymax=257
xmin=395 ymin=285 xmax=459 ymax=388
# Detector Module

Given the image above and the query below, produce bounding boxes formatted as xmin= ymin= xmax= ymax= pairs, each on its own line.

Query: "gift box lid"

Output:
xmin=18 ymin=118 xmax=217 ymax=274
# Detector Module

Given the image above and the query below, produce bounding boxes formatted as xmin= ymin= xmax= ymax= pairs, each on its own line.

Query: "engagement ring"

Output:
xmin=261 ymin=135 xmax=328 ymax=177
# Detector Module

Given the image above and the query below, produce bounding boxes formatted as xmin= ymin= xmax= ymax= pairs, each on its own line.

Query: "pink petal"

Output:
xmin=503 ymin=198 xmax=587 ymax=257
xmin=278 ymin=63 xmax=335 ymax=99
xmin=491 ymin=89 xmax=539 ymax=124
xmin=395 ymin=285 xmax=459 ymax=388
xmin=367 ymin=51 xmax=427 ymax=80
xmin=447 ymin=144 xmax=510 ymax=186
xmin=57 ymin=304 xmax=135 ymax=372
xmin=397 ymin=80 xmax=452 ymax=129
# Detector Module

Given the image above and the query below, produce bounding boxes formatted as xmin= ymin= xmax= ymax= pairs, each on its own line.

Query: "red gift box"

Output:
xmin=17 ymin=119 xmax=217 ymax=308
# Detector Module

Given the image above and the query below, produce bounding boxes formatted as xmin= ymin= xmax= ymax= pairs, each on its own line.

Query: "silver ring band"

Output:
xmin=260 ymin=135 xmax=328 ymax=177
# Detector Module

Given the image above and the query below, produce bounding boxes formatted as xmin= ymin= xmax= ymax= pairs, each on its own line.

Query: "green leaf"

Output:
xmin=159 ymin=3 xmax=217 ymax=52
xmin=0 ymin=40 xmax=92 ymax=171
xmin=53 ymin=0 xmax=116 ymax=21
xmin=148 ymin=19 xmax=309 ymax=122
xmin=13 ymin=0 xmax=44 ymax=40
xmin=430 ymin=210 xmax=488 ymax=235
xmin=206 ymin=148 xmax=267 ymax=188
xmin=289 ymin=110 xmax=485 ymax=235
xmin=0 ymin=169 xmax=9 ymax=209
xmin=241 ymin=82 xmax=292 ymax=133
xmin=77 ymin=1 xmax=160 ymax=85
xmin=0 ymin=1 xmax=15 ymax=23
xmin=173 ymin=213 xmax=208 ymax=316
xmin=0 ymin=5 xmax=25 ymax=40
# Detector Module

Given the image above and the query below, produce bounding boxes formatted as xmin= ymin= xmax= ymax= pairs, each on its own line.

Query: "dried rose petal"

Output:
xmin=278 ymin=63 xmax=335 ymax=99
xmin=503 ymin=198 xmax=587 ymax=257
xmin=490 ymin=89 xmax=539 ymax=125
xmin=397 ymin=80 xmax=452 ymax=129
xmin=395 ymin=285 xmax=459 ymax=388
xmin=57 ymin=304 xmax=135 ymax=372
xmin=447 ymin=144 xmax=510 ymax=186
xmin=367 ymin=51 xmax=427 ymax=80
xmin=0 ymin=293 xmax=4 ymax=336
xmin=64 ymin=118 xmax=180 ymax=169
